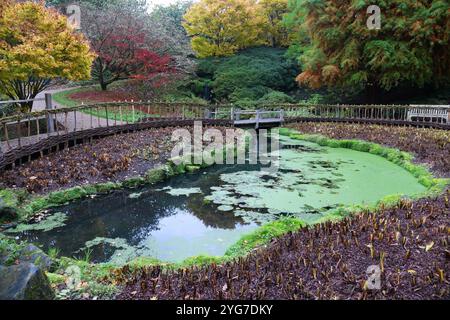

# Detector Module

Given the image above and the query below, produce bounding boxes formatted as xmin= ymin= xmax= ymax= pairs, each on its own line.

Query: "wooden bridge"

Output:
xmin=208 ymin=108 xmax=285 ymax=128
xmin=0 ymin=100 xmax=448 ymax=169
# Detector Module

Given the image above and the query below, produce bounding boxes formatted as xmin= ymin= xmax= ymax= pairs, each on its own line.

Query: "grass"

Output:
xmin=80 ymin=107 xmax=151 ymax=123
xmin=52 ymin=87 xmax=90 ymax=108
xmin=0 ymin=234 xmax=26 ymax=266
xmin=52 ymin=87 xmax=153 ymax=123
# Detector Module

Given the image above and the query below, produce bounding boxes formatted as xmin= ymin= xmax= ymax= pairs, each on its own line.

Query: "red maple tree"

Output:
xmin=85 ymin=5 xmax=173 ymax=91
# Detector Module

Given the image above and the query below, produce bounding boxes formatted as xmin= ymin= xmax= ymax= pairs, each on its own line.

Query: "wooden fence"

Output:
xmin=0 ymin=101 xmax=448 ymax=169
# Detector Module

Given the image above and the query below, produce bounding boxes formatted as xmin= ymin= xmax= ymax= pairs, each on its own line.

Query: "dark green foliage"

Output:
xmin=195 ymin=47 xmax=299 ymax=106
xmin=286 ymin=0 xmax=450 ymax=102
xmin=258 ymin=91 xmax=295 ymax=104
xmin=0 ymin=103 xmax=16 ymax=117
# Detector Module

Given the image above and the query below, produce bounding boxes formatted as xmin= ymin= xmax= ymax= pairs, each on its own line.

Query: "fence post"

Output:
xmin=255 ymin=109 xmax=260 ymax=129
xmin=204 ymin=107 xmax=209 ymax=119
xmin=45 ymin=93 xmax=55 ymax=133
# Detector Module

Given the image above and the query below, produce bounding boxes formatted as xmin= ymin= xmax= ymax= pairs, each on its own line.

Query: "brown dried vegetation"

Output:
xmin=119 ymin=192 xmax=449 ymax=300
xmin=116 ymin=122 xmax=449 ymax=300
xmin=0 ymin=126 xmax=229 ymax=193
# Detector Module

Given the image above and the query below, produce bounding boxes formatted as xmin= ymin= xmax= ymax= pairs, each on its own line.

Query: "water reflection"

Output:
xmin=18 ymin=164 xmax=260 ymax=263
xmin=14 ymin=138 xmax=426 ymax=263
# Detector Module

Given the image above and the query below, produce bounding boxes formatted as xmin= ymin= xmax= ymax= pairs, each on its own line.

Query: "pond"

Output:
xmin=9 ymin=136 xmax=427 ymax=264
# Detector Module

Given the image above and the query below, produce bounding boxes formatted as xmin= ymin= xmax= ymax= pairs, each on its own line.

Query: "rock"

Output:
xmin=0 ymin=263 xmax=55 ymax=300
xmin=18 ymin=245 xmax=53 ymax=271
xmin=0 ymin=199 xmax=18 ymax=222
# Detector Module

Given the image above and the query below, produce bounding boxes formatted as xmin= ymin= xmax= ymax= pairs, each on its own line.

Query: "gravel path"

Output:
xmin=1 ymin=87 xmax=123 ymax=152
xmin=34 ymin=87 xmax=120 ymax=131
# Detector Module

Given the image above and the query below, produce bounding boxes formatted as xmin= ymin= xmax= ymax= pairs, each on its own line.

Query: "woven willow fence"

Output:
xmin=0 ymin=101 xmax=448 ymax=169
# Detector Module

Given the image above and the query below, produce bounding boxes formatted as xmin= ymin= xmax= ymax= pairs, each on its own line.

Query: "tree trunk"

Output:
xmin=19 ymin=101 xmax=33 ymax=113
xmin=2 ymin=78 xmax=50 ymax=113
xmin=366 ymin=82 xmax=381 ymax=104
xmin=98 ymin=68 xmax=108 ymax=91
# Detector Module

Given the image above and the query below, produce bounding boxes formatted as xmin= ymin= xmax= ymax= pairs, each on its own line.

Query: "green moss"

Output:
xmin=165 ymin=163 xmax=177 ymax=177
xmin=46 ymin=272 xmax=66 ymax=286
xmin=145 ymin=167 xmax=166 ymax=184
xmin=186 ymin=165 xmax=201 ymax=173
xmin=81 ymin=185 xmax=97 ymax=194
xmin=0 ymin=189 xmax=23 ymax=208
xmin=377 ymin=194 xmax=403 ymax=207
xmin=174 ymin=163 xmax=186 ymax=174
xmin=57 ymin=256 xmax=116 ymax=282
xmin=127 ymin=256 xmax=165 ymax=268
xmin=179 ymin=255 xmax=224 ymax=268
xmin=24 ymin=198 xmax=49 ymax=215
xmin=225 ymin=217 xmax=305 ymax=258
xmin=95 ymin=182 xmax=122 ymax=193
xmin=0 ymin=189 xmax=24 ymax=221
xmin=122 ymin=177 xmax=146 ymax=189
xmin=48 ymin=187 xmax=88 ymax=205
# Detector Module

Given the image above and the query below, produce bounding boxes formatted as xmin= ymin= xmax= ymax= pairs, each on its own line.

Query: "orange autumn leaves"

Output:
xmin=0 ymin=1 xmax=94 ymax=83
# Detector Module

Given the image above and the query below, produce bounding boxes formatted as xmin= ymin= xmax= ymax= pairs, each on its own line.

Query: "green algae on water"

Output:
xmin=204 ymin=138 xmax=427 ymax=224
xmin=160 ymin=187 xmax=203 ymax=197
xmin=83 ymin=237 xmax=139 ymax=265
xmin=9 ymin=134 xmax=432 ymax=264
xmin=128 ymin=192 xmax=143 ymax=199
xmin=7 ymin=212 xmax=68 ymax=233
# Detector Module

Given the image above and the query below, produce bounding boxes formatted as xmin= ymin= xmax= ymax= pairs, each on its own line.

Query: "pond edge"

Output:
xmin=0 ymin=128 xmax=448 ymax=271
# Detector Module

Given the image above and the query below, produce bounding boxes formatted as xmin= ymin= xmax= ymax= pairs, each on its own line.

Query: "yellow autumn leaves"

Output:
xmin=0 ymin=1 xmax=94 ymax=83
xmin=183 ymin=0 xmax=290 ymax=58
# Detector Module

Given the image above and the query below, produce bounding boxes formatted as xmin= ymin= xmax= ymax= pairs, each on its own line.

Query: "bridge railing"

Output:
xmin=210 ymin=104 xmax=449 ymax=124
xmin=276 ymin=104 xmax=449 ymax=124
xmin=0 ymin=102 xmax=448 ymax=166
xmin=0 ymin=101 xmax=214 ymax=153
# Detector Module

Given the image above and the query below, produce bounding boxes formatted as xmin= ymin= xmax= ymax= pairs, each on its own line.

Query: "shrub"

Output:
xmin=196 ymin=47 xmax=299 ymax=103
xmin=258 ymin=91 xmax=295 ymax=104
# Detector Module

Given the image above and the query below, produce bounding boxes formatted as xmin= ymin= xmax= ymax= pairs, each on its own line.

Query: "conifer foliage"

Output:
xmin=285 ymin=0 xmax=450 ymax=97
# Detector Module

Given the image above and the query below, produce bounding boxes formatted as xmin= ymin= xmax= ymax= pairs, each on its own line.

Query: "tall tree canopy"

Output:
xmin=286 ymin=0 xmax=450 ymax=100
xmin=0 ymin=0 xmax=12 ymax=14
xmin=81 ymin=2 xmax=172 ymax=90
xmin=183 ymin=0 xmax=265 ymax=58
xmin=0 ymin=1 xmax=94 ymax=112
xmin=259 ymin=0 xmax=290 ymax=47
xmin=45 ymin=0 xmax=145 ymax=8
xmin=183 ymin=0 xmax=291 ymax=57
xmin=149 ymin=0 xmax=196 ymax=74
